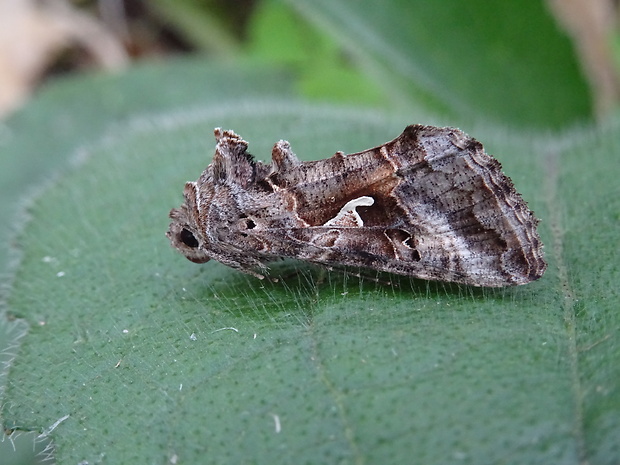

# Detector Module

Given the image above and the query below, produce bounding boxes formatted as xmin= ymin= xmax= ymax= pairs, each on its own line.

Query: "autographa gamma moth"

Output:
xmin=167 ymin=125 xmax=546 ymax=287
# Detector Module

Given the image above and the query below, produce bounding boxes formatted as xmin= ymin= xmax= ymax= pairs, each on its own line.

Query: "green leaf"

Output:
xmin=0 ymin=59 xmax=295 ymax=465
xmin=1 ymin=1 xmax=617 ymax=462
xmin=278 ymin=0 xmax=592 ymax=128
xmin=544 ymin=121 xmax=620 ymax=463
xmin=2 ymin=91 xmax=618 ymax=463
xmin=246 ymin=0 xmax=386 ymax=106
xmin=148 ymin=0 xmax=243 ymax=55
xmin=0 ymin=58 xmax=294 ymax=277
xmin=0 ymin=430 xmax=55 ymax=465
xmin=0 ymin=320 xmax=51 ymax=465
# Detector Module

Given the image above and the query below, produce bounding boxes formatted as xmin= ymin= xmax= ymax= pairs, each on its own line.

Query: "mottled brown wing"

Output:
xmin=262 ymin=125 xmax=546 ymax=286
xmin=168 ymin=126 xmax=546 ymax=286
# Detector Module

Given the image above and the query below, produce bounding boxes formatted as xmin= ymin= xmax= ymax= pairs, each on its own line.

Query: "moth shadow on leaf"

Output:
xmin=182 ymin=260 xmax=506 ymax=323
xmin=269 ymin=260 xmax=509 ymax=301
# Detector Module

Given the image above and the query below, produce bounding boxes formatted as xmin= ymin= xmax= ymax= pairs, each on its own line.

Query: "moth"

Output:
xmin=167 ymin=125 xmax=546 ymax=287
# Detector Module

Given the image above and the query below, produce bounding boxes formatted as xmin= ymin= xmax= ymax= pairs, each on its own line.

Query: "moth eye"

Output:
xmin=246 ymin=219 xmax=256 ymax=229
xmin=180 ymin=228 xmax=199 ymax=248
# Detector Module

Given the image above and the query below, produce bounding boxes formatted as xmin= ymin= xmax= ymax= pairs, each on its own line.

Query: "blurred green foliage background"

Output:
xmin=1 ymin=1 xmax=619 ymax=464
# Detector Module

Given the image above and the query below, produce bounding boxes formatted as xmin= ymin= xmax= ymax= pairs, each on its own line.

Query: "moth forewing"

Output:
xmin=167 ymin=125 xmax=546 ymax=287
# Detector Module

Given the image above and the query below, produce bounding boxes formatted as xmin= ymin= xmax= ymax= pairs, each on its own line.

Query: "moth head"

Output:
xmin=166 ymin=182 xmax=211 ymax=263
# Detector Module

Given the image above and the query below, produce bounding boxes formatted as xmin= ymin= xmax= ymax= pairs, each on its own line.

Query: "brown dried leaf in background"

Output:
xmin=547 ymin=0 xmax=620 ymax=118
xmin=0 ymin=0 xmax=128 ymax=119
